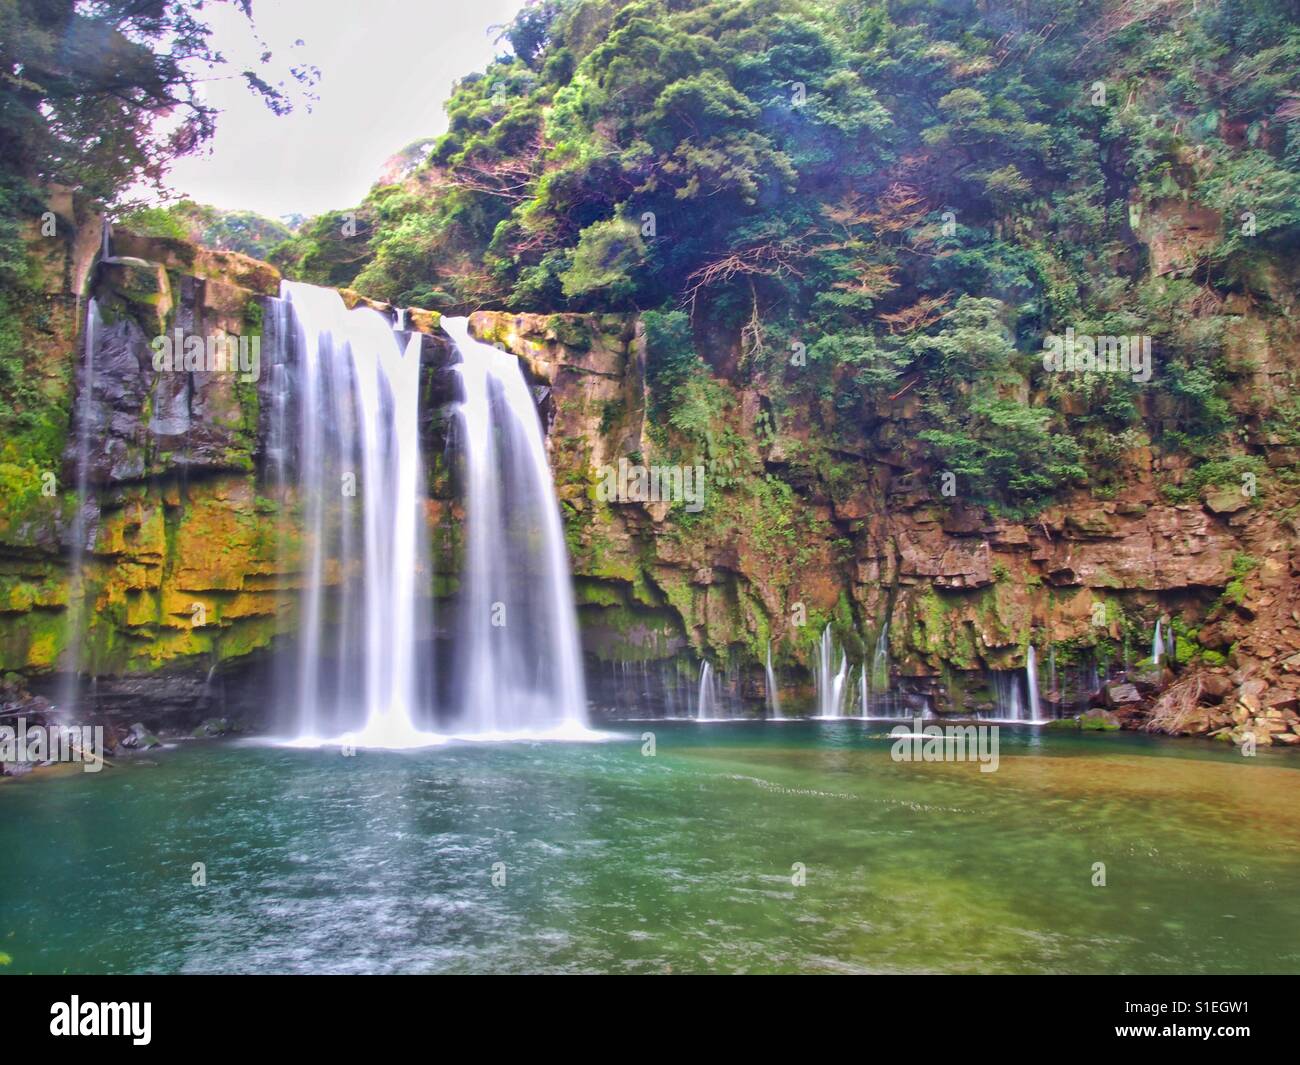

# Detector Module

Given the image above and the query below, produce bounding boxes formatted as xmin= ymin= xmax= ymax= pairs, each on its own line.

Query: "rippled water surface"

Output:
xmin=2 ymin=723 xmax=1297 ymax=973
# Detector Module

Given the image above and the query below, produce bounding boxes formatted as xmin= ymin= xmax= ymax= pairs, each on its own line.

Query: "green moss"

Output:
xmin=548 ymin=315 xmax=592 ymax=349
xmin=573 ymin=578 xmax=626 ymax=607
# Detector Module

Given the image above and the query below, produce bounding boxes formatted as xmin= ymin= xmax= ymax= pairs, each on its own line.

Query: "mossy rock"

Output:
xmin=548 ymin=315 xmax=593 ymax=350
xmin=1079 ymin=709 xmax=1122 ymax=731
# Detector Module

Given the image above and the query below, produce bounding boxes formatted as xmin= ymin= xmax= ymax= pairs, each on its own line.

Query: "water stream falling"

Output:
xmin=1152 ymin=619 xmax=1163 ymax=665
xmin=273 ymin=296 xmax=589 ymax=743
xmin=58 ymin=298 xmax=100 ymax=711
xmin=870 ymin=623 xmax=890 ymax=692
xmin=813 ymin=625 xmax=850 ymax=718
xmin=277 ymin=281 xmax=433 ymax=747
xmin=764 ymin=641 xmax=782 ymax=719
xmin=696 ymin=662 xmax=719 ymax=720
xmin=985 ymin=647 xmax=1048 ymax=723
xmin=990 ymin=671 xmax=1026 ymax=721
xmin=1025 ymin=644 xmax=1043 ymax=722
xmin=442 ymin=318 xmax=589 ymax=737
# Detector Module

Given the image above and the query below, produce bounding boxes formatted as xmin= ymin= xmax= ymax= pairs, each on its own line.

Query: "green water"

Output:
xmin=1 ymin=722 xmax=1297 ymax=974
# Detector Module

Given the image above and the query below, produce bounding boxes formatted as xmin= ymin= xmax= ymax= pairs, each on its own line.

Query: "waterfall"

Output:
xmin=58 ymin=298 xmax=100 ymax=710
xmin=442 ymin=318 xmax=589 ymax=736
xmin=871 ymin=622 xmax=890 ymax=692
xmin=264 ymin=295 xmax=293 ymax=489
xmin=986 ymin=649 xmax=1046 ymax=723
xmin=990 ymin=671 xmax=1025 ymax=721
xmin=277 ymin=281 xmax=435 ymax=748
xmin=696 ymin=662 xmax=719 ymax=720
xmin=1152 ymin=619 xmax=1163 ymax=665
xmin=764 ymin=641 xmax=782 ymax=719
xmin=1026 ymin=644 xmax=1043 ymax=722
xmin=813 ymin=625 xmax=849 ymax=718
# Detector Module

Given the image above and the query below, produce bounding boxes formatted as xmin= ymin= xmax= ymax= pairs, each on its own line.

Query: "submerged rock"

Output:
xmin=121 ymin=722 xmax=162 ymax=750
xmin=191 ymin=717 xmax=238 ymax=738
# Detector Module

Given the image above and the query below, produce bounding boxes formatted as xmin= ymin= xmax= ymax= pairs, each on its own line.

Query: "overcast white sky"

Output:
xmin=164 ymin=0 xmax=526 ymax=219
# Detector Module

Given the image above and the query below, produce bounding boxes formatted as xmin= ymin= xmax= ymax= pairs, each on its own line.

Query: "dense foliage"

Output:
xmin=0 ymin=1 xmax=314 ymax=500
xmin=120 ymin=201 xmax=294 ymax=261
xmin=322 ymin=0 xmax=1300 ymax=516
xmin=0 ymin=1 xmax=315 ymax=205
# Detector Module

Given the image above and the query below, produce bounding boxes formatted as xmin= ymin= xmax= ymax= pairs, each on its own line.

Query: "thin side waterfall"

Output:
xmin=58 ymin=298 xmax=100 ymax=710
xmin=871 ymin=623 xmax=890 ymax=692
xmin=985 ymin=648 xmax=1047 ymax=723
xmin=1026 ymin=644 xmax=1043 ymax=722
xmin=696 ymin=662 xmax=721 ymax=720
xmin=765 ymin=641 xmax=781 ymax=719
xmin=278 ymin=281 xmax=434 ymax=747
xmin=1152 ymin=618 xmax=1163 ymax=664
xmin=443 ymin=318 xmax=589 ymax=736
xmin=264 ymin=295 xmax=293 ymax=489
xmin=865 ymin=621 xmax=907 ymax=718
xmin=990 ymin=671 xmax=1025 ymax=721
xmin=813 ymin=625 xmax=849 ymax=718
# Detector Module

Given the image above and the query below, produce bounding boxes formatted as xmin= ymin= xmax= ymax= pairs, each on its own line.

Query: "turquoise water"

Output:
xmin=1 ymin=723 xmax=1297 ymax=974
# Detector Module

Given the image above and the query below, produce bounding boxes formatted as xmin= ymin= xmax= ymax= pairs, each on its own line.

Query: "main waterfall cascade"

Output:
xmin=270 ymin=284 xmax=589 ymax=745
xmin=275 ymin=281 xmax=434 ymax=747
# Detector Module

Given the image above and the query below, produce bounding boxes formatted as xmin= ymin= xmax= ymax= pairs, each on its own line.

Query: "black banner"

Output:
xmin=2 ymin=975 xmax=1293 ymax=1050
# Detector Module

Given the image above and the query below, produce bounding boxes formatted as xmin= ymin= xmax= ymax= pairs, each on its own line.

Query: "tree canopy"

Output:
xmin=319 ymin=0 xmax=1300 ymax=516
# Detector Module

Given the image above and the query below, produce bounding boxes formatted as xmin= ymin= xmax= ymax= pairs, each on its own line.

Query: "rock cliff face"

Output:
xmin=2 ymin=199 xmax=1298 ymax=743
xmin=478 ymin=306 xmax=1300 ymax=733
xmin=1 ymin=208 xmax=291 ymax=723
